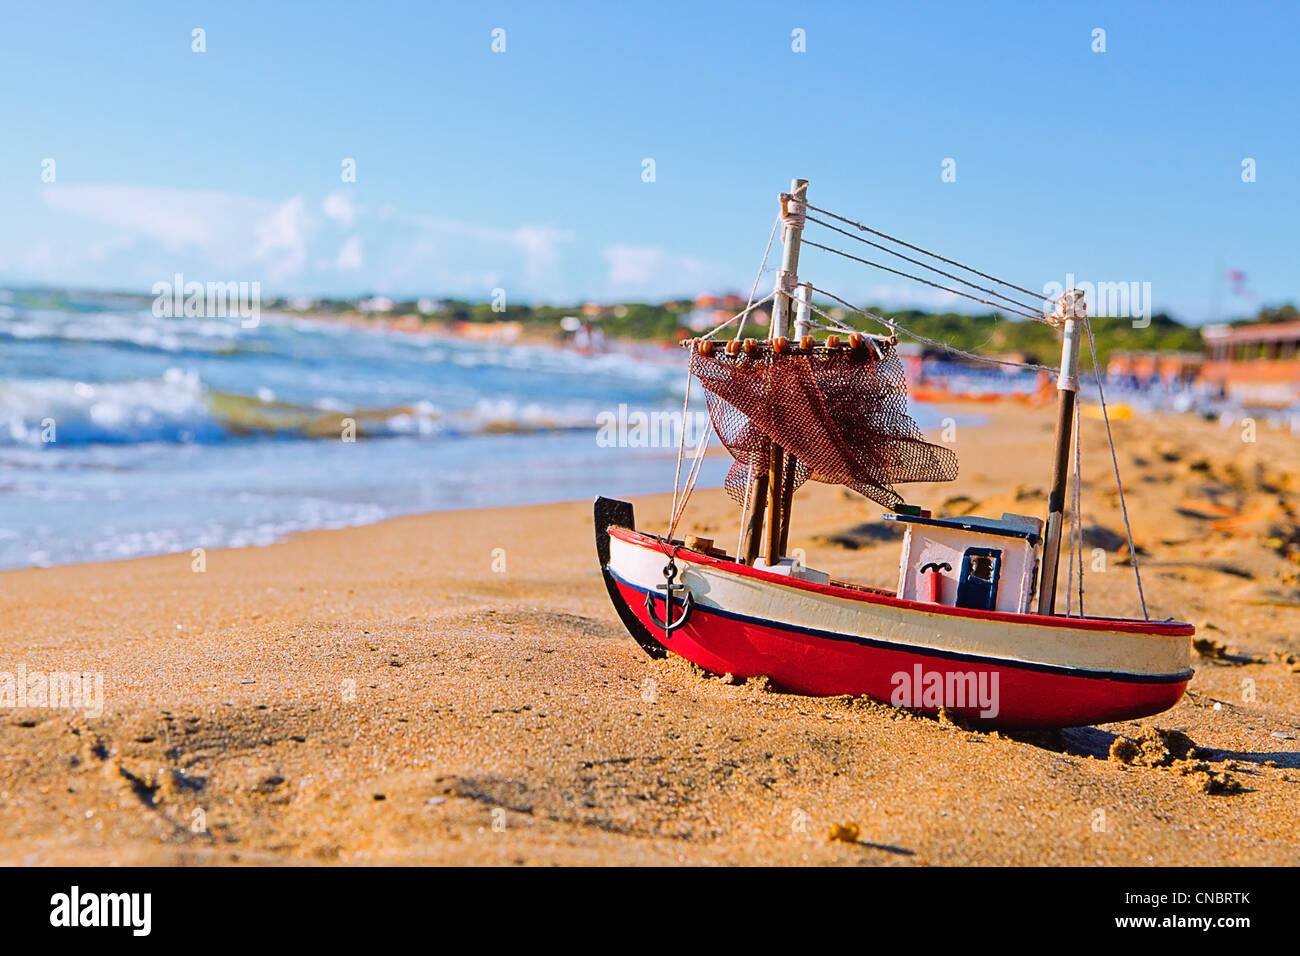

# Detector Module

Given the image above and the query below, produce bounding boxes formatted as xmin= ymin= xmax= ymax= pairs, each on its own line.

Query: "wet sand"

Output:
xmin=2 ymin=405 xmax=1299 ymax=865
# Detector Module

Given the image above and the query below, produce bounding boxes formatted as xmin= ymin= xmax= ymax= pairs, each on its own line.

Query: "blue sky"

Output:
xmin=1 ymin=0 xmax=1295 ymax=321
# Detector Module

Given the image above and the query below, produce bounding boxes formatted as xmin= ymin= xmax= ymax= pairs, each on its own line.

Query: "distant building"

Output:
xmin=454 ymin=320 xmax=522 ymax=343
xmin=1201 ymin=321 xmax=1300 ymax=406
xmin=694 ymin=292 xmax=747 ymax=312
xmin=1107 ymin=350 xmax=1203 ymax=389
xmin=686 ymin=307 xmax=735 ymax=333
xmin=358 ymin=296 xmax=395 ymax=313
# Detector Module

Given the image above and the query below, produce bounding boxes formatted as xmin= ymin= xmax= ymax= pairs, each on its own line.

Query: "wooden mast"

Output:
xmin=737 ymin=448 xmax=768 ymax=564
xmin=777 ymin=282 xmax=813 ymax=556
xmin=740 ymin=178 xmax=807 ymax=566
xmin=1036 ymin=289 xmax=1085 ymax=615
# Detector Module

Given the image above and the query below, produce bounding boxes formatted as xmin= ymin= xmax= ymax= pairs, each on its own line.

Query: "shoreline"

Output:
xmin=2 ymin=404 xmax=1299 ymax=864
xmin=1 ymin=401 xmax=975 ymax=574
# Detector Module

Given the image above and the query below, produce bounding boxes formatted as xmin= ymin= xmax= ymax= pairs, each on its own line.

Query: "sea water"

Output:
xmin=0 ymin=293 xmax=952 ymax=569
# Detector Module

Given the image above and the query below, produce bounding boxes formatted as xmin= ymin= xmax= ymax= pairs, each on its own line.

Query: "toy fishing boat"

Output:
xmin=595 ymin=179 xmax=1193 ymax=728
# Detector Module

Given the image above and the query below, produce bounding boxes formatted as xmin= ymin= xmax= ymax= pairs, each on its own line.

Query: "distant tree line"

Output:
xmin=274 ymin=296 xmax=1300 ymax=369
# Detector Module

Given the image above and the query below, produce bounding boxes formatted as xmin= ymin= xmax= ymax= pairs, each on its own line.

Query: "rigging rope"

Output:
xmin=807 ymin=316 xmax=857 ymax=335
xmin=803 ymin=238 xmax=1046 ymax=322
xmin=1081 ymin=314 xmax=1149 ymax=620
xmin=1066 ymin=396 xmax=1084 ymax=617
xmin=782 ymin=186 xmax=808 ymax=232
xmin=796 ymin=205 xmax=1146 ymax=618
xmin=804 ymin=285 xmax=1059 ymax=375
xmin=668 ymin=424 xmax=711 ymax=540
xmin=735 ymin=460 xmax=754 ymax=558
xmin=804 ymin=214 xmax=1049 ymax=319
xmin=803 ymin=201 xmax=1045 ymax=302
xmin=663 ymin=189 xmax=1159 ymax=626
xmin=697 ymin=290 xmax=778 ymax=340
xmin=664 ymin=193 xmax=797 ymax=536
xmin=735 ymin=212 xmax=782 ymax=341
xmin=661 ymin=185 xmax=1162 ymax=629
xmin=667 ymin=356 xmax=712 ymax=540
xmin=668 ymin=358 xmax=693 ymax=533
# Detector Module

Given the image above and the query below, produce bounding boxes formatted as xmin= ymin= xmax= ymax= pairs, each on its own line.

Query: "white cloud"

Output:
xmin=397 ymin=213 xmax=574 ymax=283
xmin=335 ymin=235 xmax=363 ymax=271
xmin=371 ymin=212 xmax=575 ymax=296
xmin=3 ymin=234 xmax=137 ymax=279
xmin=40 ymin=184 xmax=314 ymax=281
xmin=602 ymin=244 xmax=723 ymax=297
xmin=41 ymin=184 xmax=239 ymax=245
xmin=510 ymin=225 xmax=570 ymax=281
xmin=605 ymin=245 xmax=666 ymax=285
xmin=251 ymin=197 xmax=310 ymax=281
xmin=20 ymin=183 xmax=577 ymax=296
xmin=322 ymin=191 xmax=356 ymax=226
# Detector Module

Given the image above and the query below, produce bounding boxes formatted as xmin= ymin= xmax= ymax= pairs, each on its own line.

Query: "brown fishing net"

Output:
xmin=690 ymin=341 xmax=958 ymax=509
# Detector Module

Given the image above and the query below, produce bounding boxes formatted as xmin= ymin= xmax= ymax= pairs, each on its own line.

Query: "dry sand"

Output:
xmin=2 ymin=405 xmax=1299 ymax=865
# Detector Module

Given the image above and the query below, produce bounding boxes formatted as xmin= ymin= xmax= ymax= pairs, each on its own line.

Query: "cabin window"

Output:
xmin=956 ymin=547 xmax=1002 ymax=612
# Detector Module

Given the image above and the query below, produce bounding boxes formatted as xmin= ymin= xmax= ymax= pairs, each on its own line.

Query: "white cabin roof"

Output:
xmin=883 ymin=511 xmax=1043 ymax=545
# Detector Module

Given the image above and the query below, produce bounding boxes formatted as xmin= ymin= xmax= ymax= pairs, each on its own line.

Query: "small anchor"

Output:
xmin=645 ymin=559 xmax=694 ymax=635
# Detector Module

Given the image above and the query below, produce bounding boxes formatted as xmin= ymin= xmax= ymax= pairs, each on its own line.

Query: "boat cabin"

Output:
xmin=885 ymin=508 xmax=1043 ymax=614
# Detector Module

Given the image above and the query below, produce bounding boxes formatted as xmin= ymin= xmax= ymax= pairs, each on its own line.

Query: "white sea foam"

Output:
xmin=0 ymin=369 xmax=214 ymax=445
xmin=0 ymin=298 xmax=702 ymax=568
xmin=0 ymin=370 xmax=608 ymax=446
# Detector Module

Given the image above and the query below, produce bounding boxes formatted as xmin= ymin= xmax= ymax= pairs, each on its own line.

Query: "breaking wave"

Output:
xmin=0 ymin=369 xmax=599 ymax=446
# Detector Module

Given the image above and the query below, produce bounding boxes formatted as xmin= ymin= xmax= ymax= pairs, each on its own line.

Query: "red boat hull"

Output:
xmin=596 ymin=498 xmax=1193 ymax=728
xmin=611 ymin=576 xmax=1188 ymax=727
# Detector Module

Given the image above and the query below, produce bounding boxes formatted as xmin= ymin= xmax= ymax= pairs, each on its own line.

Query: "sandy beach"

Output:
xmin=3 ymin=404 xmax=1299 ymax=866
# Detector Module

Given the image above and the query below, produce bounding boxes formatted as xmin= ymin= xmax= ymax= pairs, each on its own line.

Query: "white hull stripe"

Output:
xmin=607 ymin=533 xmax=1192 ymax=679
xmin=615 ymin=569 xmax=1192 ymax=685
